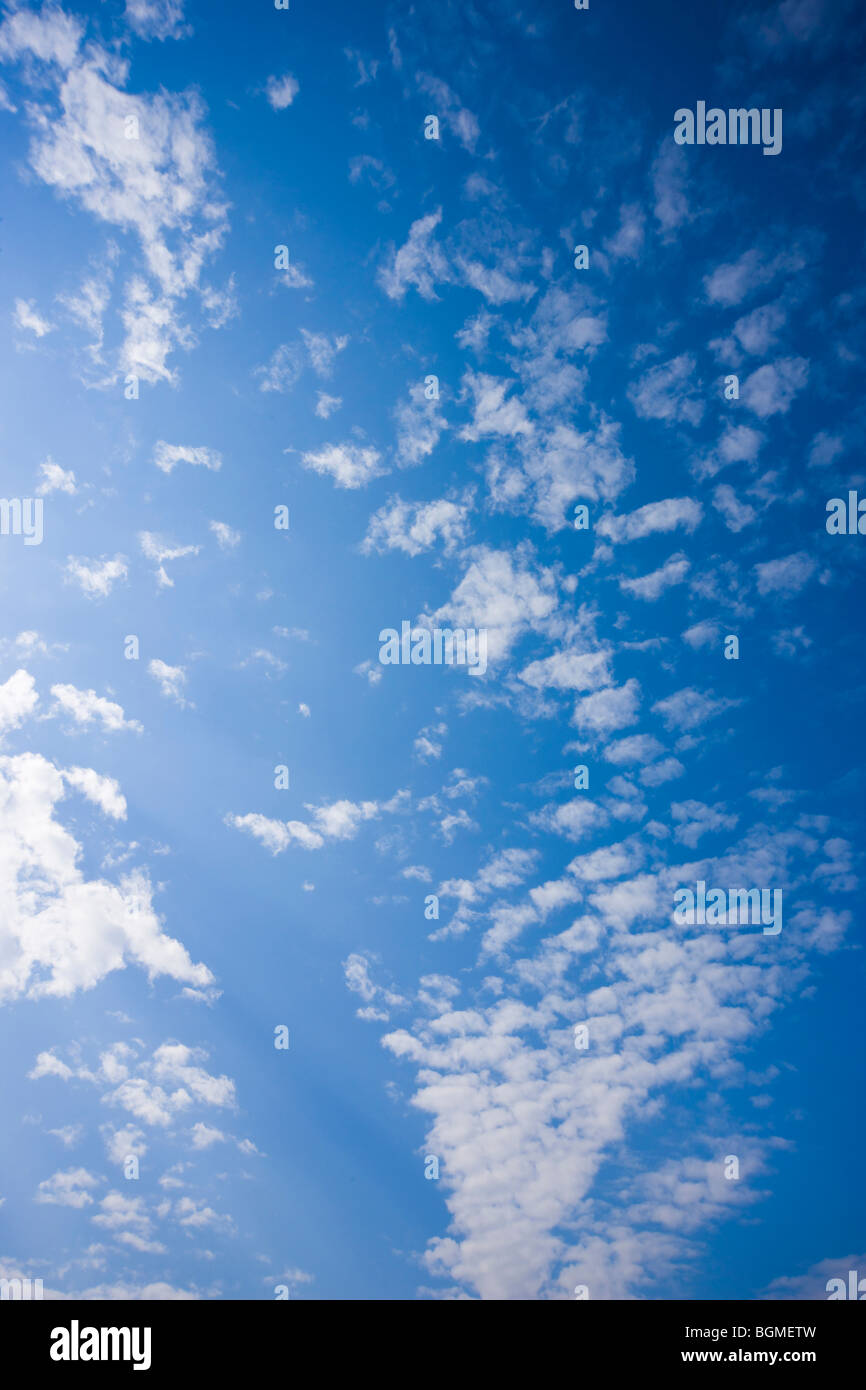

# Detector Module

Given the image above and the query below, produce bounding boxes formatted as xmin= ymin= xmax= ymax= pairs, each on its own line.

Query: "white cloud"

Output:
xmin=64 ymin=555 xmax=128 ymax=599
xmin=422 ymin=545 xmax=559 ymax=668
xmin=1 ymin=6 xmax=229 ymax=383
xmin=125 ymin=0 xmax=189 ymax=42
xmin=0 ymin=669 xmax=39 ymax=737
xmin=299 ymin=443 xmax=384 ymax=489
xmin=628 ymin=354 xmax=703 ymax=426
xmin=148 ymin=659 xmax=189 ymax=707
xmin=209 ymin=520 xmax=241 ymax=550
xmin=378 ymin=209 xmax=450 ymax=301
xmin=741 ymin=357 xmax=809 ymax=417
xmin=0 ymin=752 xmax=213 ymax=1001
xmin=190 ymin=1122 xmax=225 ymax=1150
xmin=597 ymin=498 xmax=701 ymax=544
xmin=226 ymin=813 xmax=324 ymax=854
xmin=255 ymin=343 xmax=303 ymax=394
xmin=36 ymin=1168 xmax=100 ymax=1208
xmin=393 ymin=383 xmax=447 ymax=467
xmin=573 ymin=680 xmax=641 ymax=737
xmin=652 ymin=687 xmax=739 ymax=731
xmin=139 ymin=532 xmax=201 ymax=587
xmin=754 ymin=551 xmax=817 ymax=597
xmin=35 ymin=456 xmax=77 ymax=496
xmin=458 ymin=370 xmax=532 ymax=442
xmin=618 ymin=553 xmax=690 ymax=601
xmin=301 ymin=329 xmax=348 ymax=377
xmin=63 ymin=766 xmax=127 ymax=819
xmin=13 ymin=297 xmax=53 ymax=338
xmin=713 ymin=483 xmax=756 ymax=532
xmin=51 ymin=683 xmax=142 ymax=734
xmin=265 ymin=73 xmax=299 ymax=110
xmin=315 ymin=392 xmax=342 ymax=419
xmin=362 ymin=494 xmax=471 ymax=557
xmin=153 ymin=442 xmax=222 ymax=474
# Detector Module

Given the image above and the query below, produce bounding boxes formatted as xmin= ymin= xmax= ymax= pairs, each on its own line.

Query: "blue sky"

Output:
xmin=0 ymin=0 xmax=864 ymax=1301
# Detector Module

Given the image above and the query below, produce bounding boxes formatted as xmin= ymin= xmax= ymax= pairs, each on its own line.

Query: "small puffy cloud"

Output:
xmin=64 ymin=555 xmax=128 ymax=599
xmin=603 ymin=734 xmax=665 ymax=766
xmin=35 ymin=1168 xmax=100 ymax=1208
xmin=139 ymin=532 xmax=201 ymax=587
xmin=618 ymin=554 xmax=690 ymax=600
xmin=573 ymin=679 xmax=641 ymax=737
xmin=603 ymin=202 xmax=646 ymax=261
xmin=50 ymin=683 xmax=142 ymax=734
xmin=299 ymin=443 xmax=384 ymax=489
xmin=63 ymin=766 xmax=127 ymax=819
xmin=808 ymin=431 xmax=844 ymax=469
xmin=266 ymin=73 xmax=299 ymax=110
xmin=422 ymin=545 xmax=558 ymax=667
xmin=343 ymin=951 xmax=405 ymax=1020
xmin=378 ymin=209 xmax=450 ymax=301
xmin=29 ymin=1051 xmax=74 ymax=1081
xmin=703 ymin=245 xmax=807 ymax=306
xmin=713 ymin=483 xmax=756 ymax=532
xmin=190 ymin=1122 xmax=225 ymax=1150
xmin=532 ymin=797 xmax=609 ymax=843
xmin=0 ymin=669 xmax=39 ymax=736
xmin=315 ymin=392 xmax=341 ymax=419
xmin=153 ymin=442 xmax=222 ymax=474
xmin=628 ymin=354 xmax=703 ymax=426
xmin=362 ymin=494 xmax=471 ymax=557
xmin=640 ymin=756 xmax=685 ymax=786
xmin=754 ymin=551 xmax=817 ymax=597
xmin=36 ymin=456 xmax=76 ymax=495
xmin=459 ymin=369 xmax=532 ymax=442
xmin=148 ymin=659 xmax=189 ymax=707
xmin=226 ymin=813 xmax=325 ymax=854
xmin=14 ymin=297 xmax=53 ymax=338
xmin=255 ymin=343 xmax=303 ymax=394
xmin=393 ymin=383 xmax=446 ymax=468
xmin=597 ymin=497 xmax=701 ymax=544
xmin=301 ymin=329 xmax=348 ymax=377
xmin=124 ymin=0 xmax=189 ymax=42
xmin=741 ymin=357 xmax=809 ymax=418
xmin=652 ymin=686 xmax=738 ymax=731
xmin=672 ymin=799 xmax=738 ymax=847
xmin=209 ymin=520 xmax=241 ymax=550
xmin=103 ymin=1125 xmax=147 ymax=1165
xmin=519 ymin=649 xmax=612 ymax=693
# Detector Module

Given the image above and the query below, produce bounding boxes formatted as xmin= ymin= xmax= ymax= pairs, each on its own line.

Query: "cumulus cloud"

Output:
xmin=0 ymin=753 xmax=213 ymax=1001
xmin=265 ymin=73 xmax=299 ymax=110
xmin=299 ymin=443 xmax=385 ymax=489
xmin=153 ymin=442 xmax=222 ymax=474
xmin=64 ymin=555 xmax=128 ymax=599
xmin=361 ymin=494 xmax=472 ymax=557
